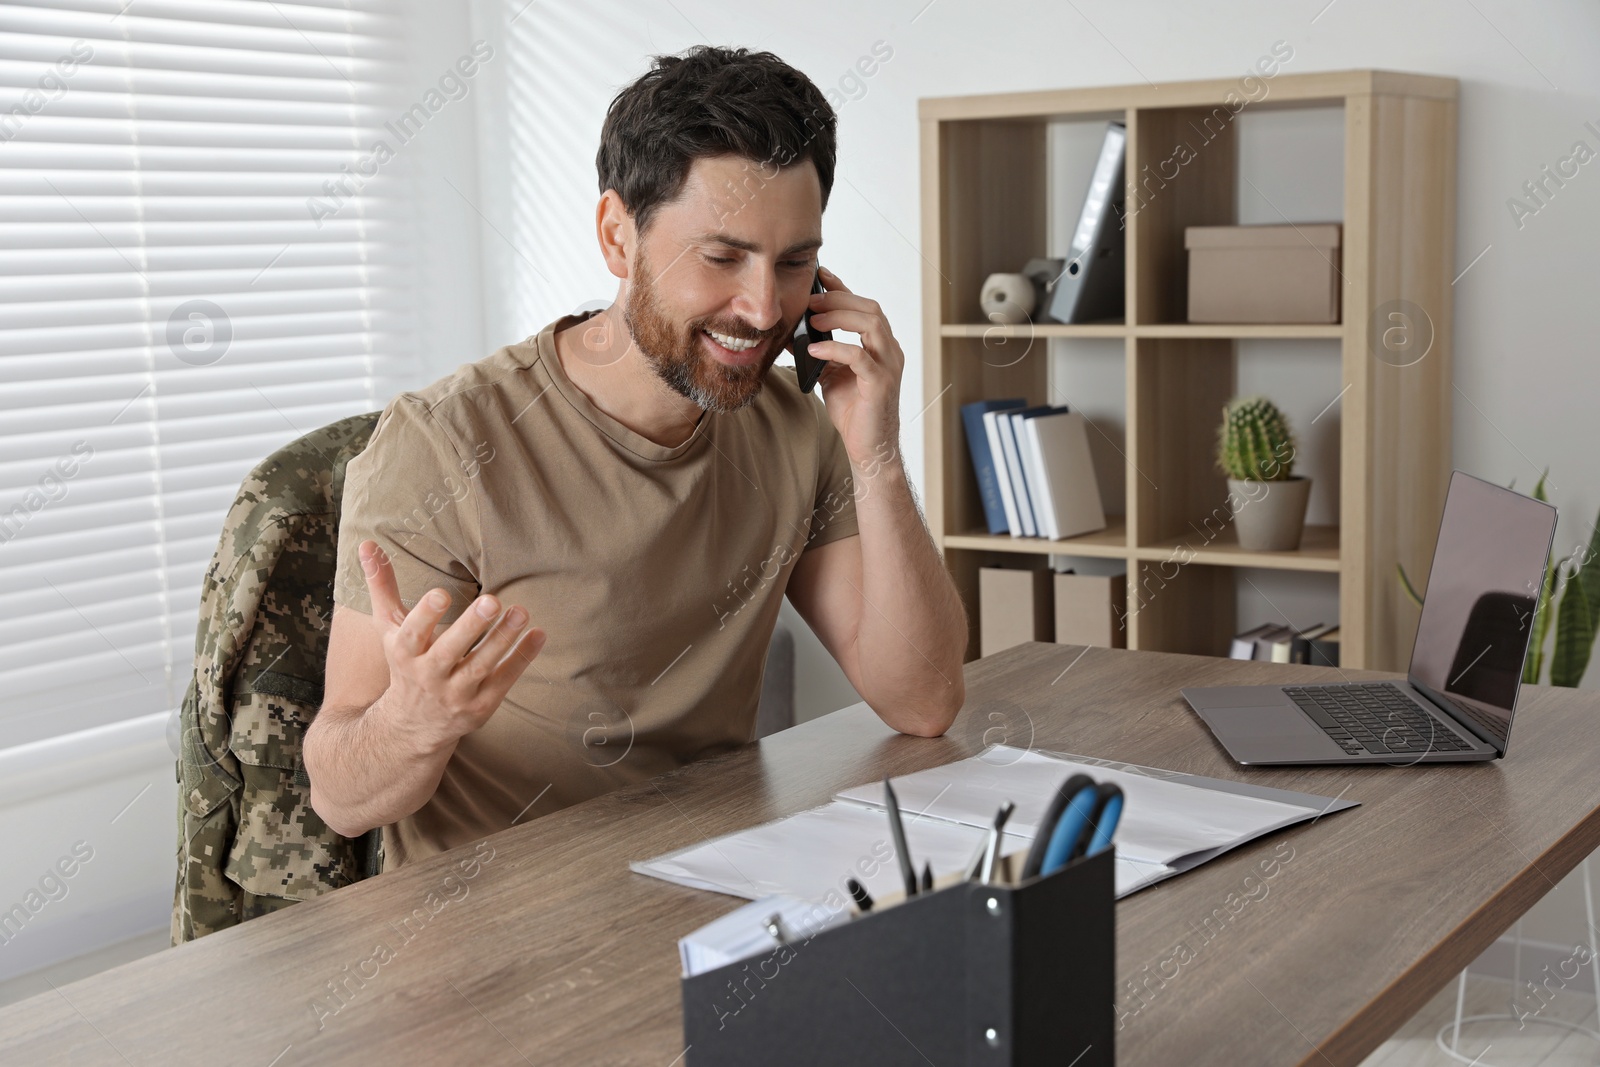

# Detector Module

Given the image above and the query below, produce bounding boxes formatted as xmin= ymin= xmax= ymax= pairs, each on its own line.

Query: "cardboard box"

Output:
xmin=1053 ymin=572 xmax=1127 ymax=649
xmin=1185 ymin=223 xmax=1341 ymax=323
xmin=979 ymin=566 xmax=1054 ymax=658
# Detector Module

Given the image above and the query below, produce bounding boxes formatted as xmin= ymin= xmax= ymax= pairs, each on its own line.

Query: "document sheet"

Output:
xmin=633 ymin=745 xmax=1356 ymax=902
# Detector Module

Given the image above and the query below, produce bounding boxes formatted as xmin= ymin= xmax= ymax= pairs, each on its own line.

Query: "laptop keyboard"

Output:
xmin=1282 ymin=682 xmax=1476 ymax=756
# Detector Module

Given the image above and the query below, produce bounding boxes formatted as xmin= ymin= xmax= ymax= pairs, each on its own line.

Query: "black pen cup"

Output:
xmin=680 ymin=846 xmax=1115 ymax=1066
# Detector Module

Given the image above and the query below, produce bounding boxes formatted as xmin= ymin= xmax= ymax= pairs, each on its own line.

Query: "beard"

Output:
xmin=623 ymin=247 xmax=785 ymax=414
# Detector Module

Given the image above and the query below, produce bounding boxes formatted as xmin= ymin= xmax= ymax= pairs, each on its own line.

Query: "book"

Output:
xmin=961 ymin=399 xmax=1026 ymax=535
xmin=993 ymin=408 xmax=1039 ymax=536
xmin=1013 ymin=406 xmax=1064 ymax=539
xmin=1047 ymin=121 xmax=1127 ymax=325
xmin=1290 ymin=622 xmax=1335 ymax=665
xmin=982 ymin=408 xmax=1024 ymax=535
xmin=1020 ymin=408 xmax=1107 ymax=540
xmin=1308 ymin=626 xmax=1341 ymax=668
xmin=1252 ymin=625 xmax=1294 ymax=661
xmin=1230 ymin=623 xmax=1277 ymax=660
xmin=1008 ymin=406 xmax=1058 ymax=538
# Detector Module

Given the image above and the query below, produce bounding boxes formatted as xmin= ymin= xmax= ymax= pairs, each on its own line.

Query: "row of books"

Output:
xmin=961 ymin=398 xmax=1107 ymax=540
xmin=1230 ymin=622 xmax=1341 ymax=667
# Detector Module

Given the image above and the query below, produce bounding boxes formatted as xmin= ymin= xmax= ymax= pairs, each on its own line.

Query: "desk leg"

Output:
xmin=1450 ymin=969 xmax=1466 ymax=1051
xmin=1584 ymin=857 xmax=1599 ymax=1029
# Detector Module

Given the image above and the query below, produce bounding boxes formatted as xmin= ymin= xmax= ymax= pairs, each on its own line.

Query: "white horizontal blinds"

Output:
xmin=0 ymin=0 xmax=418 ymax=748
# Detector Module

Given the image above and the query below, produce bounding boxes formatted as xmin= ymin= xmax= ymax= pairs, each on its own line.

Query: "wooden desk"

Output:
xmin=6 ymin=643 xmax=1600 ymax=1066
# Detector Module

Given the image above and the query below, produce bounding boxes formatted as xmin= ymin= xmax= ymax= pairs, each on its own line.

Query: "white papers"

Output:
xmin=632 ymin=745 xmax=1355 ymax=904
xmin=636 ymin=799 xmax=1031 ymax=907
xmin=678 ymin=894 xmax=849 ymax=977
xmin=834 ymin=746 xmax=1321 ymax=869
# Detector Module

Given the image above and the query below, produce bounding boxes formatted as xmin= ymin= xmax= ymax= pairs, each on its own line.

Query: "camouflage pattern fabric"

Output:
xmin=172 ymin=411 xmax=385 ymax=944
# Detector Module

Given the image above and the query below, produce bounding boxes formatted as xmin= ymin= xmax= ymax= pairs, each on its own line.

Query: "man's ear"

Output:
xmin=596 ymin=190 xmax=632 ymax=280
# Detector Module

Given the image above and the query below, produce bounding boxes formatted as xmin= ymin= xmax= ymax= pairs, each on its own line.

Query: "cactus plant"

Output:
xmin=1216 ymin=395 xmax=1297 ymax=482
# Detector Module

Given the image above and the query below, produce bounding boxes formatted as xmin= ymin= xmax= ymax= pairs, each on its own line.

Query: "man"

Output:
xmin=305 ymin=45 xmax=967 ymax=871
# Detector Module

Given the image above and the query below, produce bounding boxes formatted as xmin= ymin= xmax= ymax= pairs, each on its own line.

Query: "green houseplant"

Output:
xmin=1216 ymin=395 xmax=1313 ymax=551
xmin=1399 ymin=471 xmax=1600 ymax=687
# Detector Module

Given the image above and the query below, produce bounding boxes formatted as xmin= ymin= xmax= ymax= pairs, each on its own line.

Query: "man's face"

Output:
xmin=622 ymin=153 xmax=823 ymax=414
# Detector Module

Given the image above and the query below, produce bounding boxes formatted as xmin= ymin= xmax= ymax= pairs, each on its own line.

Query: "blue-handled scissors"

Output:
xmin=1078 ymin=785 xmax=1123 ymax=860
xmin=1021 ymin=774 xmax=1094 ymax=880
xmin=1042 ymin=782 xmax=1124 ymax=875
xmin=1038 ymin=782 xmax=1101 ymax=875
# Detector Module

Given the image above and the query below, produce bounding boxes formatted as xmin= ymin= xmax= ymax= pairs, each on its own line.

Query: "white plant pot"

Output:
xmin=1227 ymin=476 xmax=1312 ymax=551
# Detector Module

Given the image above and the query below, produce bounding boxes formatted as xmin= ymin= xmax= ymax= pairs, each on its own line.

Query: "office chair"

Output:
xmin=171 ymin=410 xmax=384 ymax=944
xmin=172 ymin=408 xmax=797 ymax=944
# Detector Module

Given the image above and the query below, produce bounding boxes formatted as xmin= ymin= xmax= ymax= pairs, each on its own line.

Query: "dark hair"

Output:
xmin=596 ymin=45 xmax=837 ymax=237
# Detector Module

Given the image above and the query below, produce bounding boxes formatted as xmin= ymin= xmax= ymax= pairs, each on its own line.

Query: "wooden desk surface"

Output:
xmin=6 ymin=642 xmax=1600 ymax=1066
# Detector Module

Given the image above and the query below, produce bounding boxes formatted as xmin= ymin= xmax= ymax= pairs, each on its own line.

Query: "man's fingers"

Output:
xmin=806 ymin=339 xmax=883 ymax=385
xmin=459 ymin=603 xmax=531 ymax=673
xmin=393 ymin=585 xmax=456 ymax=657
xmin=429 ymin=593 xmax=515 ymax=665
xmin=485 ymin=626 xmax=547 ymax=691
xmin=359 ymin=540 xmax=406 ymax=627
xmin=817 ymin=263 xmax=850 ymax=293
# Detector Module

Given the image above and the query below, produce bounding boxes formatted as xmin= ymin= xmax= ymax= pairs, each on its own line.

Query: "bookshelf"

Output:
xmin=918 ymin=71 xmax=1457 ymax=671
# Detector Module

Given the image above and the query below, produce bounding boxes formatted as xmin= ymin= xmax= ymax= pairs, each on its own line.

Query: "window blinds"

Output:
xmin=0 ymin=0 xmax=418 ymax=749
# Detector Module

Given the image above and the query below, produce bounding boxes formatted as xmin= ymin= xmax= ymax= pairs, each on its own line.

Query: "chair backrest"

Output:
xmin=171 ymin=410 xmax=383 ymax=944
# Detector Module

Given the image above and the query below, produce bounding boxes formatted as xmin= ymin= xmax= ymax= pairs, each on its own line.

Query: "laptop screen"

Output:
xmin=1406 ymin=471 xmax=1558 ymax=753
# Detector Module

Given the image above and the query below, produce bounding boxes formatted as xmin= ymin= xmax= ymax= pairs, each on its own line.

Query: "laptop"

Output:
xmin=1182 ymin=470 xmax=1558 ymax=765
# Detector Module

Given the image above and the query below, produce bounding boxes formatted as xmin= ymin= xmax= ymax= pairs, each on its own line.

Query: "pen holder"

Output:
xmin=680 ymin=847 xmax=1115 ymax=1066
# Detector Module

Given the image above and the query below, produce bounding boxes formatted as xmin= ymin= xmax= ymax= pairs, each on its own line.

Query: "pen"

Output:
xmin=964 ymin=835 xmax=990 ymax=881
xmin=1022 ymin=774 xmax=1095 ymax=880
xmin=971 ymin=827 xmax=996 ymax=883
xmin=884 ymin=778 xmax=918 ymax=898
xmin=847 ymin=877 xmax=874 ymax=913
xmin=1039 ymin=782 xmax=1102 ymax=876
xmin=979 ymin=801 xmax=1016 ymax=884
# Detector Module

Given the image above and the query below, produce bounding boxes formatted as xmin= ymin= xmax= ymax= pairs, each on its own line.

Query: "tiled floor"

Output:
xmin=1361 ymin=974 xmax=1600 ymax=1066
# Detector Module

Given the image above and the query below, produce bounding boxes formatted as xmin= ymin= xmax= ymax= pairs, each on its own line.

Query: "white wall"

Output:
xmin=0 ymin=718 xmax=173 ymax=984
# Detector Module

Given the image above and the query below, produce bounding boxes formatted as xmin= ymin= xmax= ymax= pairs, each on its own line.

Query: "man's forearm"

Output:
xmin=849 ymin=450 xmax=968 ymax=734
xmin=304 ymin=691 xmax=456 ymax=838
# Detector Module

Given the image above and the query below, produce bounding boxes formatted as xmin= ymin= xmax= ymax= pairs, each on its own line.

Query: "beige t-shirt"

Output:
xmin=332 ymin=309 xmax=858 ymax=869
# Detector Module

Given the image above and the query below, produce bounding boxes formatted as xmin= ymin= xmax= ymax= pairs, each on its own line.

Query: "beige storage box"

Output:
xmin=979 ymin=565 xmax=1054 ymax=658
xmin=1185 ymin=223 xmax=1341 ymax=323
xmin=1053 ymin=572 xmax=1126 ymax=649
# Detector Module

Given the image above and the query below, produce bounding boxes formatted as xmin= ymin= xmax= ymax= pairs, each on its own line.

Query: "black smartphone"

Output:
xmin=787 ymin=270 xmax=832 ymax=394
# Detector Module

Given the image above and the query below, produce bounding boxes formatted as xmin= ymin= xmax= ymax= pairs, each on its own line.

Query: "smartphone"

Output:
xmin=787 ymin=270 xmax=832 ymax=394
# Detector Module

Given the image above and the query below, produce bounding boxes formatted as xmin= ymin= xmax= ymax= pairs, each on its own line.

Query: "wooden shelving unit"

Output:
xmin=919 ymin=70 xmax=1457 ymax=670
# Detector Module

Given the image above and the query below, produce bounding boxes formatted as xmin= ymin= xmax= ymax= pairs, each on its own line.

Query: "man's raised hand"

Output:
xmin=358 ymin=538 xmax=546 ymax=751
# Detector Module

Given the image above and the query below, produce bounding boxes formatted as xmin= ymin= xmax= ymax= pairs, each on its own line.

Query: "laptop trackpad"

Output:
xmin=1209 ymin=705 xmax=1324 ymax=739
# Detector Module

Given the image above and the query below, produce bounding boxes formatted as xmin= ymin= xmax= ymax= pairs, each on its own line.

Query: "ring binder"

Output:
xmin=680 ymin=847 xmax=1115 ymax=1066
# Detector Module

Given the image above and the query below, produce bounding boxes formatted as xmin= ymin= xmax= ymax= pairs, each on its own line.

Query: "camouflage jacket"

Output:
xmin=172 ymin=411 xmax=384 ymax=944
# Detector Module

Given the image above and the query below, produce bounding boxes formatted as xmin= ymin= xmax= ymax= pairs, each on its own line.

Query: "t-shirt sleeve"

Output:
xmin=800 ymin=392 xmax=859 ymax=553
xmin=333 ymin=394 xmax=484 ymax=628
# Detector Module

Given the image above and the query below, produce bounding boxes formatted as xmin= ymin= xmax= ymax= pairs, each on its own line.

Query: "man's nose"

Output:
xmin=732 ymin=264 xmax=783 ymax=334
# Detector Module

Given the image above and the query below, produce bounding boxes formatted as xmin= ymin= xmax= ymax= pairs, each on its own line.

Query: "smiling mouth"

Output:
xmin=700 ymin=328 xmax=768 ymax=365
